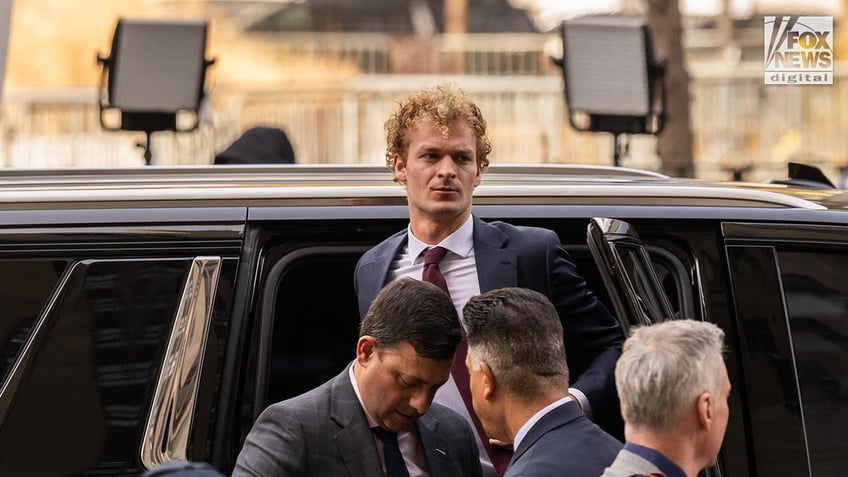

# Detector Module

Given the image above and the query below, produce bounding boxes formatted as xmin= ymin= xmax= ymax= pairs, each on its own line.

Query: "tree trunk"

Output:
xmin=646 ymin=0 xmax=695 ymax=177
xmin=444 ymin=0 xmax=467 ymax=34
xmin=443 ymin=0 xmax=467 ymax=73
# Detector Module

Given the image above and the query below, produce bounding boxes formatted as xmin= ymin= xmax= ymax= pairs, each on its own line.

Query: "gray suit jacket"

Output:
xmin=233 ymin=365 xmax=482 ymax=477
xmin=600 ymin=448 xmax=665 ymax=477
xmin=355 ymin=216 xmax=624 ymax=429
xmin=504 ymin=401 xmax=621 ymax=477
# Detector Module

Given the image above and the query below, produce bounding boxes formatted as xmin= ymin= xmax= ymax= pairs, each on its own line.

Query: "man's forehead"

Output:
xmin=379 ymin=344 xmax=451 ymax=382
xmin=409 ymin=116 xmax=472 ymax=134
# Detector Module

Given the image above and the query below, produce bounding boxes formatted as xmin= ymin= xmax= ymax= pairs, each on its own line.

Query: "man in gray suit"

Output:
xmin=234 ymin=277 xmax=482 ymax=477
xmin=463 ymin=287 xmax=621 ymax=477
xmin=601 ymin=320 xmax=731 ymax=477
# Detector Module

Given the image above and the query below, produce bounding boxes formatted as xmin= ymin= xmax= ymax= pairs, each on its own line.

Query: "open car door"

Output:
xmin=587 ymin=217 xmax=675 ymax=333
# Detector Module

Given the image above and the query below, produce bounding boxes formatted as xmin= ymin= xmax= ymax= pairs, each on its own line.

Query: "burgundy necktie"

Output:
xmin=421 ymin=247 xmax=512 ymax=475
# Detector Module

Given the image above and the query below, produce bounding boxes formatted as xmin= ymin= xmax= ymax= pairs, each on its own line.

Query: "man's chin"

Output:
xmin=385 ymin=413 xmax=417 ymax=432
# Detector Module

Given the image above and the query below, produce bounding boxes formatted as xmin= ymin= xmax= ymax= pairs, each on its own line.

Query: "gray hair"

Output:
xmin=615 ymin=319 xmax=725 ymax=431
xmin=463 ymin=288 xmax=569 ymax=402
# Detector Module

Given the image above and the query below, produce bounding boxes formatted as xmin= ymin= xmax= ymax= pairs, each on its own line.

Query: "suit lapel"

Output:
xmin=510 ymin=401 xmax=583 ymax=466
xmin=473 ymin=217 xmax=518 ymax=292
xmin=329 ymin=365 xmax=385 ymax=477
xmin=417 ymin=411 xmax=454 ymax=475
xmin=358 ymin=230 xmax=407 ymax=317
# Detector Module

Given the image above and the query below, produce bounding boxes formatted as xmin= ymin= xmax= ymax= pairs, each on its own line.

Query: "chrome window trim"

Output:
xmin=140 ymin=256 xmax=221 ymax=469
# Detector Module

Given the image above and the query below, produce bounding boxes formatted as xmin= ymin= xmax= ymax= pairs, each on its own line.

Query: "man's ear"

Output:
xmin=393 ymin=154 xmax=407 ymax=183
xmin=480 ymin=361 xmax=496 ymax=400
xmin=356 ymin=336 xmax=378 ymax=366
xmin=696 ymin=391 xmax=713 ymax=431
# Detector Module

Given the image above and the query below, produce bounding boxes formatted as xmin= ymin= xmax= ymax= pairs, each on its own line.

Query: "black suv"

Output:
xmin=0 ymin=164 xmax=845 ymax=477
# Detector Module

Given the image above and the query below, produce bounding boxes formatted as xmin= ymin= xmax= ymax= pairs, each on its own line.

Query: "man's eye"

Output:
xmin=399 ymin=377 xmax=416 ymax=387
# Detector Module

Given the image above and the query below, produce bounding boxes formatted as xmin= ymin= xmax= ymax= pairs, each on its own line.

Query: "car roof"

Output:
xmin=0 ymin=164 xmax=846 ymax=211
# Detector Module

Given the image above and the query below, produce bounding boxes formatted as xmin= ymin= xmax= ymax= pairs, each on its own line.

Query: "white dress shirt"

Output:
xmin=388 ymin=214 xmax=480 ymax=322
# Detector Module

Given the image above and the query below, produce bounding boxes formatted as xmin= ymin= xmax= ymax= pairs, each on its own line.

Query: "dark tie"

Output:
xmin=420 ymin=246 xmax=512 ymax=475
xmin=372 ymin=427 xmax=411 ymax=477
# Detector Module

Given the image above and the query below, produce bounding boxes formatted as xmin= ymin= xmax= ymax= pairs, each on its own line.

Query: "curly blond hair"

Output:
xmin=385 ymin=84 xmax=492 ymax=181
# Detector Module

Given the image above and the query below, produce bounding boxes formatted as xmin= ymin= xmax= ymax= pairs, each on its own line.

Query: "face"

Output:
xmin=394 ymin=119 xmax=482 ymax=230
xmin=708 ymin=362 xmax=732 ymax=458
xmin=702 ymin=361 xmax=731 ymax=467
xmin=466 ymin=351 xmax=504 ymax=441
xmin=355 ymin=339 xmax=452 ymax=432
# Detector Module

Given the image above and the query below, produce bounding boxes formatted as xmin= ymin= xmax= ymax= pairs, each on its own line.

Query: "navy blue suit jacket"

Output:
xmin=354 ymin=216 xmax=624 ymax=430
xmin=506 ymin=401 xmax=622 ymax=477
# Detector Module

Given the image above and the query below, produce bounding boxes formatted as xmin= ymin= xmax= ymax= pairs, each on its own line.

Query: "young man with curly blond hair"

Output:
xmin=355 ymin=84 xmax=624 ymax=476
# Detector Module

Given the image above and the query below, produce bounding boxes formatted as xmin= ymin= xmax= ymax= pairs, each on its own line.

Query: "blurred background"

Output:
xmin=1 ymin=0 xmax=847 ymax=182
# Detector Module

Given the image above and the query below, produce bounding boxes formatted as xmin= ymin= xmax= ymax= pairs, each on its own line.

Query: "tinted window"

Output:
xmin=263 ymin=251 xmax=361 ymax=406
xmin=725 ymin=245 xmax=808 ymax=477
xmin=778 ymin=250 xmax=848 ymax=476
xmin=0 ymin=258 xmax=190 ymax=476
xmin=0 ymin=259 xmax=68 ymax=385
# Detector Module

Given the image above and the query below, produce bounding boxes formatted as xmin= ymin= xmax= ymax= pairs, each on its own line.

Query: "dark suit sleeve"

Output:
xmin=233 ymin=404 xmax=307 ymax=477
xmin=540 ymin=229 xmax=624 ymax=427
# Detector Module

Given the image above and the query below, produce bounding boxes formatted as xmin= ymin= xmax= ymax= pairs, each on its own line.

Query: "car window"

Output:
xmin=0 ymin=259 xmax=69 ymax=386
xmin=725 ymin=245 xmax=809 ymax=477
xmin=0 ymin=258 xmax=191 ymax=476
xmin=777 ymin=249 xmax=848 ymax=477
xmin=257 ymin=248 xmax=362 ymax=410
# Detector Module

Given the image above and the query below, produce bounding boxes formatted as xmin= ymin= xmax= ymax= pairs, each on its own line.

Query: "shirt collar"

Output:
xmin=349 ymin=363 xmax=379 ymax=428
xmin=407 ymin=214 xmax=475 ymax=265
xmin=624 ymin=443 xmax=687 ymax=477
xmin=512 ymin=396 xmax=572 ymax=451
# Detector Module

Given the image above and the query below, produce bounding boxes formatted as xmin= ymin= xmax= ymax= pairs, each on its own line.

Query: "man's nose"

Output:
xmin=435 ymin=156 xmax=457 ymax=176
xmin=408 ymin=390 xmax=433 ymax=415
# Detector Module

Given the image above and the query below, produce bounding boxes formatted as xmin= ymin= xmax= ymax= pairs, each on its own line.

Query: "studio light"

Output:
xmin=559 ymin=15 xmax=666 ymax=166
xmin=97 ymin=19 xmax=215 ymax=164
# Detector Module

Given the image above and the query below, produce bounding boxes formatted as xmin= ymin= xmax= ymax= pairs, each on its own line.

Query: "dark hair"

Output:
xmin=463 ymin=287 xmax=569 ymax=400
xmin=361 ymin=277 xmax=461 ymax=361
xmin=214 ymin=126 xmax=295 ymax=164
